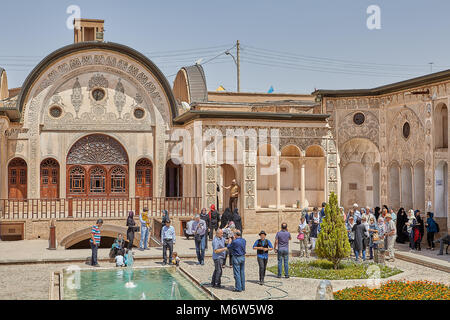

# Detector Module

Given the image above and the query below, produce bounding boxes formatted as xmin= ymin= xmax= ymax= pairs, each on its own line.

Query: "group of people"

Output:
xmin=210 ymin=222 xmax=292 ymax=292
xmin=88 ymin=200 xmax=448 ymax=280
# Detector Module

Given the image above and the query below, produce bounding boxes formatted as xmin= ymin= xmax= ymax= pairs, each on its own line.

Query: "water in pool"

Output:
xmin=63 ymin=267 xmax=212 ymax=300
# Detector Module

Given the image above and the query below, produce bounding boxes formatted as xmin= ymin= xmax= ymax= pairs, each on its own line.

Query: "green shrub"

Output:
xmin=315 ymin=192 xmax=351 ymax=269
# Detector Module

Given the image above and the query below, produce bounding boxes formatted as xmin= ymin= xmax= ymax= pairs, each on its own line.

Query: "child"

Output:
xmin=172 ymin=252 xmax=181 ymax=266
xmin=115 ymin=254 xmax=125 ymax=267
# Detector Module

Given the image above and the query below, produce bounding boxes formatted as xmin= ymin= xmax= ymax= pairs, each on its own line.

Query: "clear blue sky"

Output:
xmin=1 ymin=0 xmax=450 ymax=93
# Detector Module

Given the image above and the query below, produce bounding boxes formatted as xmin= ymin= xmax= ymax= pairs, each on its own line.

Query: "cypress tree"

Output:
xmin=316 ymin=192 xmax=351 ymax=269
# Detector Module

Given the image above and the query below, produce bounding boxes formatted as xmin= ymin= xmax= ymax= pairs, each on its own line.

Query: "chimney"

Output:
xmin=73 ymin=18 xmax=104 ymax=43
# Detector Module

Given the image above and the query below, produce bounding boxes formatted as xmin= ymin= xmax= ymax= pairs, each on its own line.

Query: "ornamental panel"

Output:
xmin=67 ymin=134 xmax=128 ymax=165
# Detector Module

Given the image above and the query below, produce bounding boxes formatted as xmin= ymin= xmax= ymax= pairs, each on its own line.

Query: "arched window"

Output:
xmin=69 ymin=166 xmax=85 ymax=194
xmin=89 ymin=166 xmax=106 ymax=194
xmin=8 ymin=158 xmax=27 ymax=199
xmin=40 ymin=158 xmax=60 ymax=199
xmin=110 ymin=166 xmax=127 ymax=194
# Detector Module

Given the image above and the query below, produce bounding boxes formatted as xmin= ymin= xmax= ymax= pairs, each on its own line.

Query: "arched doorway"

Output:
xmin=165 ymin=159 xmax=182 ymax=197
xmin=389 ymin=162 xmax=401 ymax=209
xmin=414 ymin=161 xmax=425 ymax=211
xmin=280 ymin=145 xmax=302 ymax=208
xmin=256 ymin=144 xmax=278 ymax=208
xmin=40 ymin=158 xmax=59 ymax=199
xmin=219 ymin=164 xmax=236 ymax=211
xmin=8 ymin=158 xmax=27 ymax=199
xmin=435 ymin=161 xmax=448 ymax=218
xmin=434 ymin=103 xmax=448 ymax=149
xmin=66 ymin=134 xmax=129 ymax=198
xmin=135 ymin=158 xmax=153 ymax=198
xmin=340 ymin=138 xmax=380 ymax=209
xmin=401 ymin=162 xmax=413 ymax=210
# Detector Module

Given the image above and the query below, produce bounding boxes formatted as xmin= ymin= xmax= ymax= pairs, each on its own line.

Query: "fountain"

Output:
xmin=170 ymin=281 xmax=181 ymax=300
xmin=125 ymin=250 xmax=136 ymax=288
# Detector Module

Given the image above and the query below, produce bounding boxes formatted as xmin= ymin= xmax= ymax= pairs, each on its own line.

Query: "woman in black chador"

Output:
xmin=232 ymin=208 xmax=242 ymax=233
xmin=220 ymin=207 xmax=233 ymax=229
xmin=396 ymin=208 xmax=408 ymax=243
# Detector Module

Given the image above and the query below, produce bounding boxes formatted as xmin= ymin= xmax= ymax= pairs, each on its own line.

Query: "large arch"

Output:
xmin=413 ymin=161 xmax=425 ymax=211
xmin=59 ymin=224 xmax=141 ymax=249
xmin=339 ymin=138 xmax=380 ymax=209
xmin=66 ymin=134 xmax=129 ymax=198
xmin=17 ymin=41 xmax=178 ymax=122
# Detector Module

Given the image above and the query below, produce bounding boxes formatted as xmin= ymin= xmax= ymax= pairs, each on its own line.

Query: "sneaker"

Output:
xmin=139 ymin=248 xmax=144 ymax=251
xmin=276 ymin=275 xmax=281 ymax=278
xmin=145 ymin=248 xmax=150 ymax=250
xmin=232 ymin=289 xmax=242 ymax=292
xmin=215 ymin=285 xmax=225 ymax=289
xmin=284 ymin=275 xmax=289 ymax=279
xmin=200 ymin=261 xmax=204 ymax=265
xmin=437 ymin=253 xmax=443 ymax=256
xmin=162 ymin=262 xmax=167 ymax=265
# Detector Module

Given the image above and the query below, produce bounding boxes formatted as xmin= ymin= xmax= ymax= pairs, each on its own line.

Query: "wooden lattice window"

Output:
xmin=110 ymin=166 xmax=126 ymax=193
xmin=69 ymin=166 xmax=85 ymax=194
xmin=67 ymin=134 xmax=128 ymax=165
xmin=89 ymin=166 xmax=106 ymax=194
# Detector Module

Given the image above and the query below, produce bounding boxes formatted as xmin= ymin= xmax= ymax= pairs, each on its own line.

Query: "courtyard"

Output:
xmin=0 ymin=235 xmax=448 ymax=300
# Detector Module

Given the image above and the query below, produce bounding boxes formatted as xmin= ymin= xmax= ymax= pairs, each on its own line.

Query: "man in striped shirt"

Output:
xmin=90 ymin=219 xmax=103 ymax=267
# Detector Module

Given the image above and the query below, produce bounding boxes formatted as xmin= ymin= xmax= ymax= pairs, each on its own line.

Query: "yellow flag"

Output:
xmin=216 ymin=85 xmax=226 ymax=91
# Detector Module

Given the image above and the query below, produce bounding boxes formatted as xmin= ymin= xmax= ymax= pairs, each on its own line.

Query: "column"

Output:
xmin=276 ymin=163 xmax=281 ymax=209
xmin=301 ymin=160 xmax=306 ymax=208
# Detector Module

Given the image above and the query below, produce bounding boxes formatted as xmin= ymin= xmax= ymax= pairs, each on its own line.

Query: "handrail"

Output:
xmin=0 ymin=197 xmax=201 ymax=220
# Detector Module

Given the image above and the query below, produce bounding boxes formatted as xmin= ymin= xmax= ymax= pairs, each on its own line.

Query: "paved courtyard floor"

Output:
xmin=0 ymin=235 xmax=448 ymax=300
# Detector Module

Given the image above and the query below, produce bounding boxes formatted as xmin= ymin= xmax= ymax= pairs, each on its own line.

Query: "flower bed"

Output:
xmin=267 ymin=259 xmax=402 ymax=280
xmin=334 ymin=280 xmax=450 ymax=300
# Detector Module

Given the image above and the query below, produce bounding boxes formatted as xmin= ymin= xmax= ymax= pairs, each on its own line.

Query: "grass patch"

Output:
xmin=267 ymin=259 xmax=402 ymax=280
xmin=334 ymin=280 xmax=450 ymax=300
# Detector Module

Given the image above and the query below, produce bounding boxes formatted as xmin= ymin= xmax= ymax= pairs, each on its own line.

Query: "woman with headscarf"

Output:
xmin=396 ymin=208 xmax=408 ymax=244
xmin=374 ymin=207 xmax=381 ymax=220
xmin=220 ymin=207 xmax=233 ymax=229
xmin=126 ymin=211 xmax=136 ymax=250
xmin=346 ymin=216 xmax=356 ymax=251
xmin=339 ymin=207 xmax=346 ymax=222
xmin=425 ymin=212 xmax=438 ymax=250
xmin=208 ymin=204 xmax=220 ymax=240
xmin=309 ymin=209 xmax=321 ymax=251
xmin=162 ymin=209 xmax=170 ymax=225
xmin=232 ymin=208 xmax=242 ymax=233
xmin=414 ymin=210 xmax=424 ymax=251
xmin=352 ymin=218 xmax=367 ymax=262
xmin=297 ymin=215 xmax=310 ymax=257
xmin=405 ymin=209 xmax=417 ymax=251
xmin=368 ymin=216 xmax=378 ymax=260
xmin=200 ymin=208 xmax=211 ymax=250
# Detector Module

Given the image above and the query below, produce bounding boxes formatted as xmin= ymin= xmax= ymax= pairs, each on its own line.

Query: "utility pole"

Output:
xmin=236 ymin=40 xmax=240 ymax=92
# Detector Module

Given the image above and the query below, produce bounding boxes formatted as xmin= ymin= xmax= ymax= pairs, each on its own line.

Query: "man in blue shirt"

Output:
xmin=274 ymin=223 xmax=291 ymax=278
xmin=161 ymin=219 xmax=176 ymax=265
xmin=252 ymin=230 xmax=273 ymax=285
xmin=192 ymin=214 xmax=207 ymax=265
xmin=227 ymin=230 xmax=246 ymax=292
xmin=211 ymin=228 xmax=227 ymax=288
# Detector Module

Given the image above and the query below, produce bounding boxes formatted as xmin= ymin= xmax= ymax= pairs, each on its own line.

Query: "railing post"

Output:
xmin=135 ymin=197 xmax=140 ymax=216
xmin=68 ymin=198 xmax=73 ymax=218
xmin=48 ymin=219 xmax=57 ymax=250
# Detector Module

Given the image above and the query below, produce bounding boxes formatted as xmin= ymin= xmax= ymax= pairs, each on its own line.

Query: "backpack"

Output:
xmin=435 ymin=221 xmax=440 ymax=233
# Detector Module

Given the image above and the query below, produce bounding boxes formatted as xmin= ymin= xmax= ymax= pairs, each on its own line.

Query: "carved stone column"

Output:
xmin=424 ymin=101 xmax=433 ymax=213
xmin=0 ymin=117 xmax=9 ymax=199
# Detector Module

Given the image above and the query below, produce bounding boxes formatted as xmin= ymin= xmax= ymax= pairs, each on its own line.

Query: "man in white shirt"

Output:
xmin=161 ymin=219 xmax=176 ymax=265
